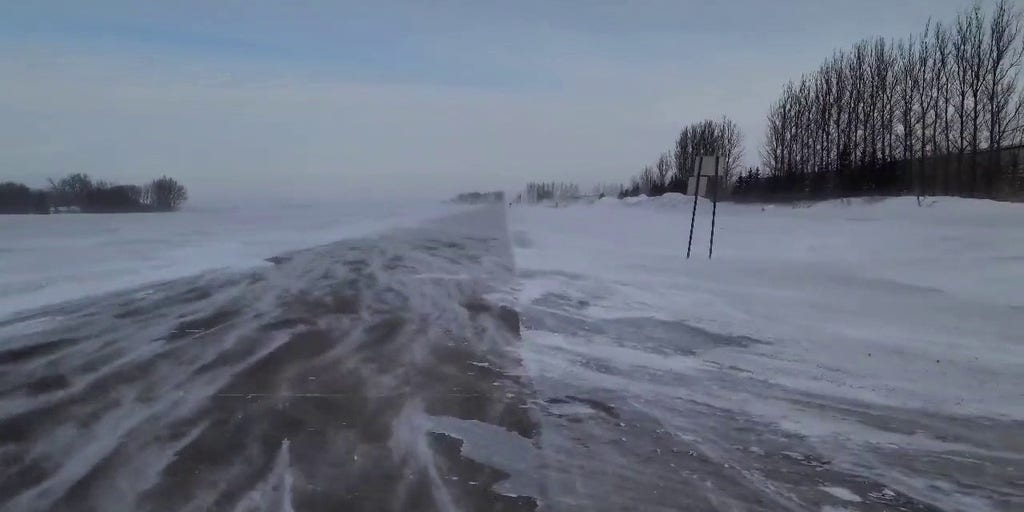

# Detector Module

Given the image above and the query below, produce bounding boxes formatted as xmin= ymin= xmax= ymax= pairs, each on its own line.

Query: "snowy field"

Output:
xmin=511 ymin=195 xmax=1024 ymax=510
xmin=0 ymin=201 xmax=462 ymax=318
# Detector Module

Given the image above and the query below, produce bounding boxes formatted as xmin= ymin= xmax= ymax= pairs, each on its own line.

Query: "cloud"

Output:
xmin=0 ymin=1 xmax=976 ymax=202
xmin=0 ymin=43 xmax=690 ymax=202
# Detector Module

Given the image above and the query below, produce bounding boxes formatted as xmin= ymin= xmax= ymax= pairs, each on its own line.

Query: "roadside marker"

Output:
xmin=686 ymin=155 xmax=720 ymax=260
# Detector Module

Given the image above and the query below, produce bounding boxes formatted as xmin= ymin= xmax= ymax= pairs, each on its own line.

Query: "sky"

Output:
xmin=0 ymin=0 xmax=980 ymax=204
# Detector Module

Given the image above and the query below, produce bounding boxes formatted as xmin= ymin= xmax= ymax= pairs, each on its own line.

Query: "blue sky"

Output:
xmin=0 ymin=0 xmax=976 ymax=202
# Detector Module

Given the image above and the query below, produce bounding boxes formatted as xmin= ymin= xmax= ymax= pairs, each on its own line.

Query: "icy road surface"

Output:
xmin=1 ymin=198 xmax=1022 ymax=511
xmin=0 ymin=207 xmax=537 ymax=512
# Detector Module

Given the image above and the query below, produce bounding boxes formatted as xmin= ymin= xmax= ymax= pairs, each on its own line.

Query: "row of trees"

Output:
xmin=0 ymin=174 xmax=188 ymax=214
xmin=748 ymin=0 xmax=1024 ymax=200
xmin=0 ymin=183 xmax=50 ymax=214
xmin=620 ymin=117 xmax=744 ymax=198
xmin=450 ymin=191 xmax=505 ymax=204
xmin=516 ymin=182 xmax=582 ymax=204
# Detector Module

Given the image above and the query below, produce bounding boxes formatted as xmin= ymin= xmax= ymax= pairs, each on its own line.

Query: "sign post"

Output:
xmin=685 ymin=157 xmax=701 ymax=259
xmin=709 ymin=155 xmax=720 ymax=259
xmin=686 ymin=155 xmax=720 ymax=260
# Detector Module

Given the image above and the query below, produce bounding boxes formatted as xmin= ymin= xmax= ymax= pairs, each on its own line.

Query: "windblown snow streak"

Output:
xmin=0 ymin=206 xmax=540 ymax=512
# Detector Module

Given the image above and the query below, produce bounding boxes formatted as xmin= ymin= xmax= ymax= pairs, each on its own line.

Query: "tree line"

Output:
xmin=741 ymin=0 xmax=1024 ymax=201
xmin=610 ymin=0 xmax=1024 ymax=203
xmin=0 ymin=173 xmax=188 ymax=214
xmin=516 ymin=182 xmax=582 ymax=204
xmin=620 ymin=117 xmax=744 ymax=198
xmin=450 ymin=191 xmax=505 ymax=204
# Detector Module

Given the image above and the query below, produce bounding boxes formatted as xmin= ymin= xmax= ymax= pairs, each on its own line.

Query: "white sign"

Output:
xmin=694 ymin=155 xmax=718 ymax=177
xmin=687 ymin=176 xmax=715 ymax=196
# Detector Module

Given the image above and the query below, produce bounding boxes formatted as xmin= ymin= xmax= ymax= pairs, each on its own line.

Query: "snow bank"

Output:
xmin=622 ymin=192 xmax=691 ymax=209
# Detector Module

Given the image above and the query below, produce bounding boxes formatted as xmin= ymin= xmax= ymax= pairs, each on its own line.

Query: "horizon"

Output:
xmin=1 ymin=0 xmax=977 ymax=203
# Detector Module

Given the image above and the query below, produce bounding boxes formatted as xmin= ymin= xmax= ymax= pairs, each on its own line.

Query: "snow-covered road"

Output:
xmin=0 ymin=207 xmax=538 ymax=512
xmin=1 ymin=197 xmax=1021 ymax=511
xmin=511 ymin=195 xmax=1024 ymax=511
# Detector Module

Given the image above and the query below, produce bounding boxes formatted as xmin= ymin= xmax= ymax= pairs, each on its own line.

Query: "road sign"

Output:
xmin=695 ymin=155 xmax=717 ymax=176
xmin=687 ymin=176 xmax=708 ymax=196
xmin=687 ymin=155 xmax=721 ymax=259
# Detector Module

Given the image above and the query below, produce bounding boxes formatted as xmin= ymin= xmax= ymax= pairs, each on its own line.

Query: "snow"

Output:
xmin=512 ymin=196 xmax=1024 ymax=420
xmin=3 ymin=197 xmax=1018 ymax=509
xmin=511 ymin=195 xmax=1024 ymax=510
xmin=0 ymin=201 xmax=462 ymax=318
xmin=820 ymin=486 xmax=863 ymax=502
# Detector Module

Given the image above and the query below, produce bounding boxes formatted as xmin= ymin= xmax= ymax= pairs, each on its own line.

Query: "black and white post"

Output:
xmin=709 ymin=155 xmax=719 ymax=259
xmin=685 ymin=157 xmax=701 ymax=259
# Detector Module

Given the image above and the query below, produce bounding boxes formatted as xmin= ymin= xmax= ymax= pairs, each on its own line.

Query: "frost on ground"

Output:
xmin=512 ymin=195 xmax=1024 ymax=511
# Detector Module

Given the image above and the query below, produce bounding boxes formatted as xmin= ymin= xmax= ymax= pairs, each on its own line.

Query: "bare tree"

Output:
xmin=897 ymin=37 xmax=918 ymax=160
xmin=145 ymin=176 xmax=189 ymax=211
xmin=762 ymin=87 xmax=793 ymax=176
xmin=986 ymin=0 xmax=1024 ymax=149
xmin=956 ymin=5 xmax=988 ymax=152
xmin=655 ymin=152 xmax=673 ymax=190
xmin=717 ymin=116 xmax=744 ymax=183
xmin=636 ymin=166 xmax=656 ymax=195
xmin=933 ymin=22 xmax=953 ymax=154
xmin=748 ymin=1 xmax=1024 ymax=201
xmin=622 ymin=118 xmax=746 ymax=198
xmin=916 ymin=21 xmax=934 ymax=162
xmin=48 ymin=173 xmax=94 ymax=208
xmin=673 ymin=127 xmax=693 ymax=181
